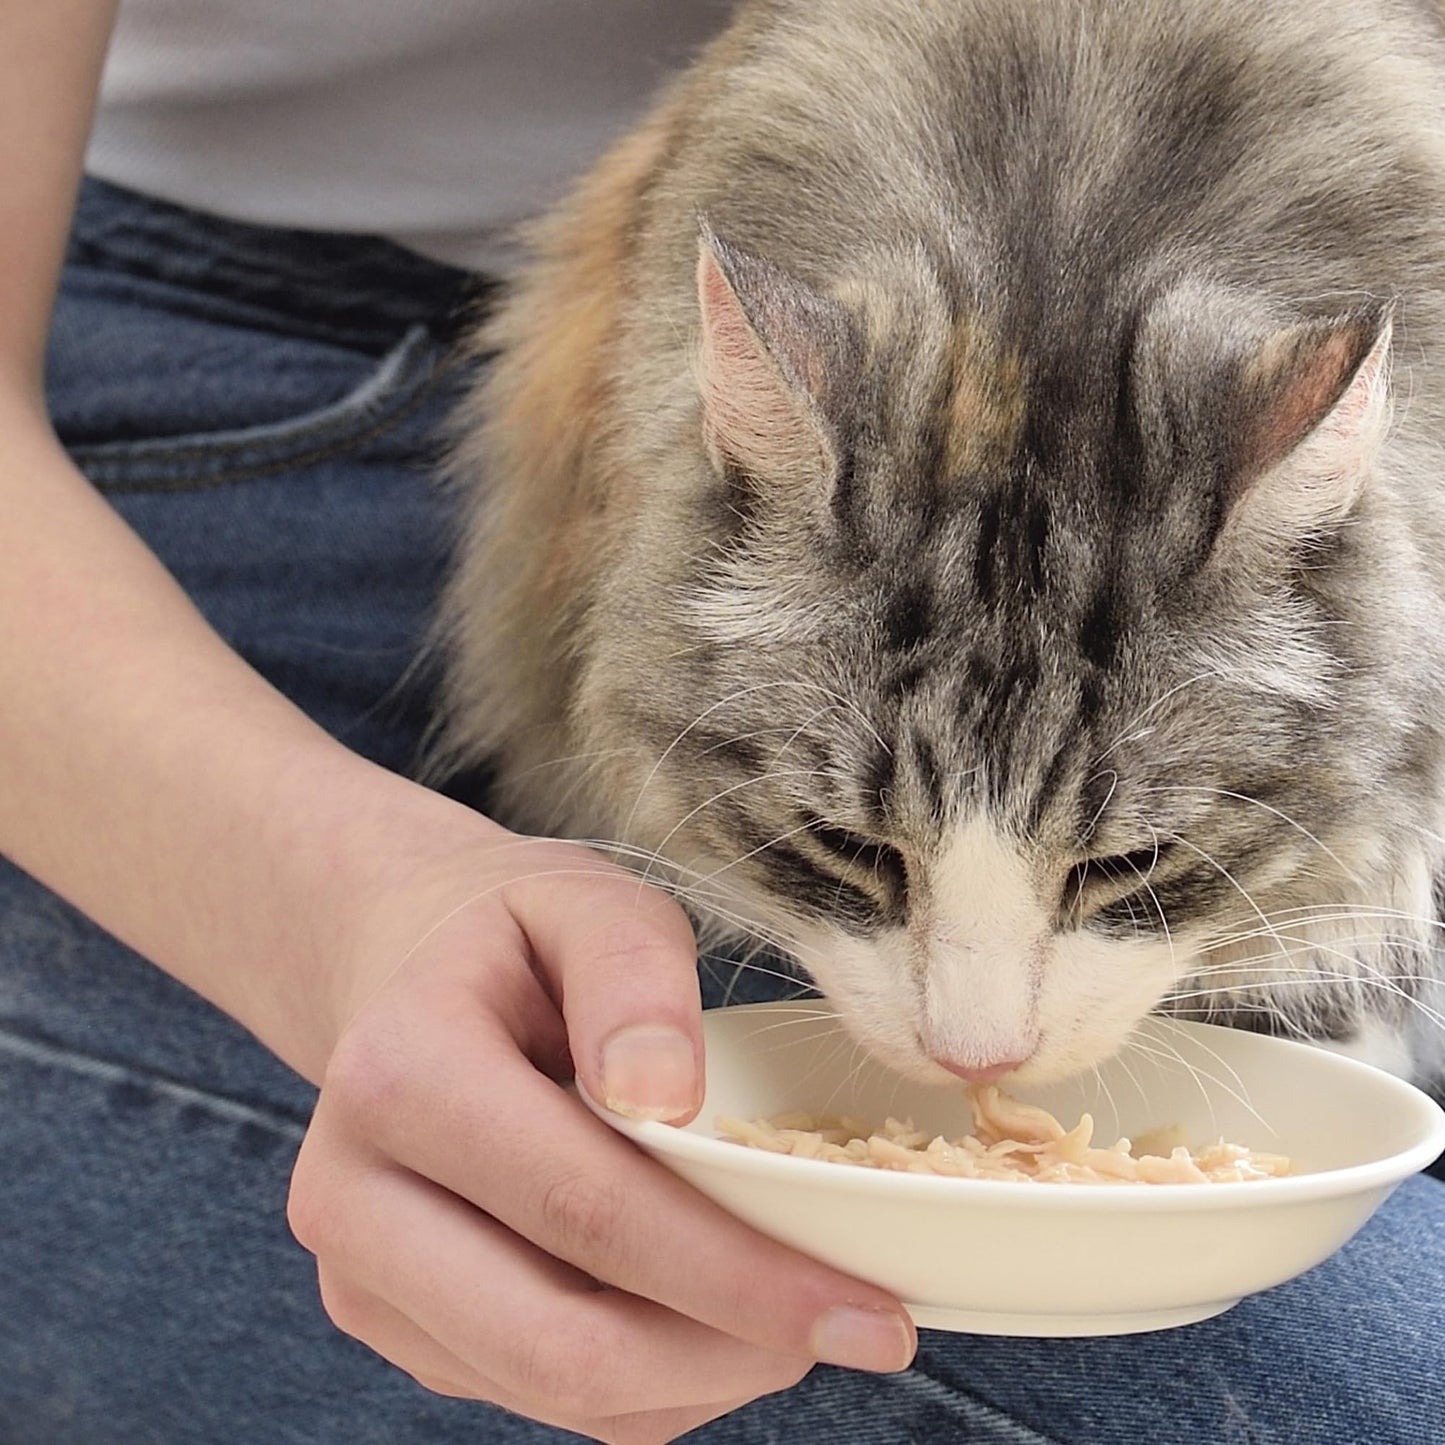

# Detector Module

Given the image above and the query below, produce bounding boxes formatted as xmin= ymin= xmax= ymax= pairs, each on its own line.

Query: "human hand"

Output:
xmin=286 ymin=808 xmax=916 ymax=1444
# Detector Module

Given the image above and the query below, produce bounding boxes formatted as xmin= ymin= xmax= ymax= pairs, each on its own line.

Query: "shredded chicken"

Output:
xmin=716 ymin=1084 xmax=1292 ymax=1184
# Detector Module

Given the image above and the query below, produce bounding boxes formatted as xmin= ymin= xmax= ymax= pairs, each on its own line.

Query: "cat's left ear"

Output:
xmin=1227 ymin=304 xmax=1394 ymax=537
xmin=695 ymin=220 xmax=857 ymax=487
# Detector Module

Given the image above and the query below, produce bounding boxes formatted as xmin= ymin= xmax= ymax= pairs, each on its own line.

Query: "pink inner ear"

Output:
xmin=1260 ymin=332 xmax=1356 ymax=464
xmin=1227 ymin=318 xmax=1391 ymax=542
xmin=699 ymin=254 xmax=756 ymax=375
xmin=1323 ymin=325 xmax=1391 ymax=437
xmin=696 ymin=247 xmax=830 ymax=485
xmin=1244 ymin=319 xmax=1388 ymax=482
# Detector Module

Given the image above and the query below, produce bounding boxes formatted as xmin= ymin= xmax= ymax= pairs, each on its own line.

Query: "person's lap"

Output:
xmin=6 ymin=909 xmax=1444 ymax=1445
xmin=4 ymin=179 xmax=1441 ymax=1444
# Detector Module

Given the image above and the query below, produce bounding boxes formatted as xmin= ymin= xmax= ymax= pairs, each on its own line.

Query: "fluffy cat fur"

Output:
xmin=435 ymin=0 xmax=1445 ymax=1088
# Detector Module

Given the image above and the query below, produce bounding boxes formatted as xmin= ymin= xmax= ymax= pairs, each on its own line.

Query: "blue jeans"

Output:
xmin=2 ymin=178 xmax=1442 ymax=1444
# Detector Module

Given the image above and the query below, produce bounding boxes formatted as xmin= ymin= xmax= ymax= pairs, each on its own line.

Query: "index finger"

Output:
xmin=348 ymin=969 xmax=915 ymax=1376
xmin=510 ymin=856 xmax=707 ymax=1124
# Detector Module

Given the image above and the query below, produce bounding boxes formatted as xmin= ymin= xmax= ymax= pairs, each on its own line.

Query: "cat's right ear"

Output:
xmin=695 ymin=221 xmax=856 ymax=488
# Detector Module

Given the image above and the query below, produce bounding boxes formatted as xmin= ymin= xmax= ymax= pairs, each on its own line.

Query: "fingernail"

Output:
xmin=600 ymin=1025 xmax=699 ymax=1122
xmin=811 ymin=1306 xmax=915 ymax=1373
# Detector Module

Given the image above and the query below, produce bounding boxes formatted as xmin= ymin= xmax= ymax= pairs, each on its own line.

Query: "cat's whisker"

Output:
xmin=532 ymin=834 xmax=830 ymax=975
xmin=502 ymin=745 xmax=641 ymax=787
xmin=1201 ymin=905 xmax=1445 ymax=946
xmin=614 ymin=680 xmax=850 ymax=852
xmin=698 ymin=724 xmax=817 ymax=757
xmin=687 ymin=812 xmax=832 ymax=889
xmin=1100 ymin=1051 xmax=1135 ymax=1123
xmin=1162 ymin=830 xmax=1294 ymax=972
xmin=705 ymin=932 xmax=818 ymax=1005
xmin=1140 ymin=785 xmax=1365 ymax=888
xmin=1194 ymin=930 xmax=1432 ymax=968
xmin=1160 ymin=970 xmax=1445 ymax=1040
xmin=1392 ymin=818 xmax=1445 ymax=852
xmin=688 ymin=903 xmax=829 ymax=969
xmin=1126 ymin=1031 xmax=1230 ymax=1135
xmin=734 ymin=1011 xmax=843 ymax=1046
xmin=1117 ymin=1036 xmax=1204 ymax=1091
xmin=1340 ymin=956 xmax=1445 ymax=1029
xmin=1079 ymin=769 xmax=1119 ymax=843
xmin=1146 ymin=1025 xmax=1274 ymax=1136
xmin=701 ymin=930 xmax=822 ymax=981
xmin=1169 ymin=962 xmax=1443 ymax=990
xmin=532 ymin=739 xmax=663 ymax=830
xmin=709 ymin=946 xmax=815 ymax=982
xmin=1124 ymin=1037 xmax=1280 ymax=1141
xmin=468 ymin=837 xmax=806 ymax=960
xmin=1246 ymin=901 xmax=1444 ymax=924
xmin=1152 ymin=1015 xmax=1256 ymax=1106
xmin=1166 ymin=975 xmax=1439 ymax=1010
xmin=1094 ymin=669 xmax=1226 ymax=763
xmin=788 ymin=1026 xmax=857 ymax=1103
xmin=733 ymin=1013 xmax=847 ymax=1045
xmin=1139 ymin=823 xmax=1178 ymax=972
xmin=359 ymin=862 xmax=769 ymax=997
xmin=634 ymin=767 xmax=831 ymax=895
xmin=1189 ymin=928 xmax=1439 ymax=1008
xmin=765 ymin=703 xmax=854 ymax=772
xmin=821 ymin=1033 xmax=872 ymax=1119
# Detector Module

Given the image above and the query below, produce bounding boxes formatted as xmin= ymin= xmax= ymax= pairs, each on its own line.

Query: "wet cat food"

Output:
xmin=717 ymin=1085 xmax=1292 ymax=1184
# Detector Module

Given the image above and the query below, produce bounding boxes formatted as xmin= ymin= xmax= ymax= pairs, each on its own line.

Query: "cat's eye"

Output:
xmin=802 ymin=814 xmax=908 ymax=895
xmin=1063 ymin=843 xmax=1172 ymax=911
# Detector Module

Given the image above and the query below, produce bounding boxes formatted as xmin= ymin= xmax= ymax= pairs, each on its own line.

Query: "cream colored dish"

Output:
xmin=581 ymin=1003 xmax=1445 ymax=1336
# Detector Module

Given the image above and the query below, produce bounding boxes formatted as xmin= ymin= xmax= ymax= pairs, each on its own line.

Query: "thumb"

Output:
xmin=507 ymin=855 xmax=705 ymax=1124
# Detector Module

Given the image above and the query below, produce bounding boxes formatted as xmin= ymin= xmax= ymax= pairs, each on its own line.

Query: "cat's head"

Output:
xmin=596 ymin=225 xmax=1421 ymax=1086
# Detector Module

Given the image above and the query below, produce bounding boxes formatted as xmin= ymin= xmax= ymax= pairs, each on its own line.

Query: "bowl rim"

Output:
xmin=580 ymin=1006 xmax=1445 ymax=1212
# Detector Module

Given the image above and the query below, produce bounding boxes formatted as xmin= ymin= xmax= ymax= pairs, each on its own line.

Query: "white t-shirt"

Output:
xmin=87 ymin=0 xmax=734 ymax=272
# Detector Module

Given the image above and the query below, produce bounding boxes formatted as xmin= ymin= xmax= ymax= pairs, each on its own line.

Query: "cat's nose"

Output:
xmin=931 ymin=1055 xmax=1028 ymax=1083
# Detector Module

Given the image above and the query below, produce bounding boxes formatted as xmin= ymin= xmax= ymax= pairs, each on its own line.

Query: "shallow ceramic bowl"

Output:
xmin=582 ymin=1002 xmax=1445 ymax=1336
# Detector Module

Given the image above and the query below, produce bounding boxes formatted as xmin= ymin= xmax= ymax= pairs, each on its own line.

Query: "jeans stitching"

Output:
xmin=75 ymin=332 xmax=435 ymax=463
xmin=0 ymin=1023 xmax=310 ymax=1139
xmin=73 ymin=336 xmax=460 ymax=494
xmin=91 ymin=363 xmax=452 ymax=493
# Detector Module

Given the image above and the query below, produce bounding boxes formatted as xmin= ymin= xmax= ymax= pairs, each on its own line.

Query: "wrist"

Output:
xmin=221 ymin=742 xmax=504 ymax=1084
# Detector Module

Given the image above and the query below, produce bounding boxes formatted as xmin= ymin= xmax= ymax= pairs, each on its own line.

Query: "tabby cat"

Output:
xmin=436 ymin=0 xmax=1445 ymax=1088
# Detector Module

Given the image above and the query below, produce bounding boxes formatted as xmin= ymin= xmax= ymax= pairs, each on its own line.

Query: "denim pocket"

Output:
xmin=62 ymin=324 xmax=452 ymax=494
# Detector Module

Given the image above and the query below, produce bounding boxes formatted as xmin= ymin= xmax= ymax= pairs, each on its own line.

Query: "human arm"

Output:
xmin=0 ymin=7 xmax=915 ymax=1441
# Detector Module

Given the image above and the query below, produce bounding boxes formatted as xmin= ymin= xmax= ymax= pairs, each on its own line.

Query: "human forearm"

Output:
xmin=0 ymin=0 xmax=485 ymax=1079
xmin=0 ymin=392 xmax=487 ymax=1079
